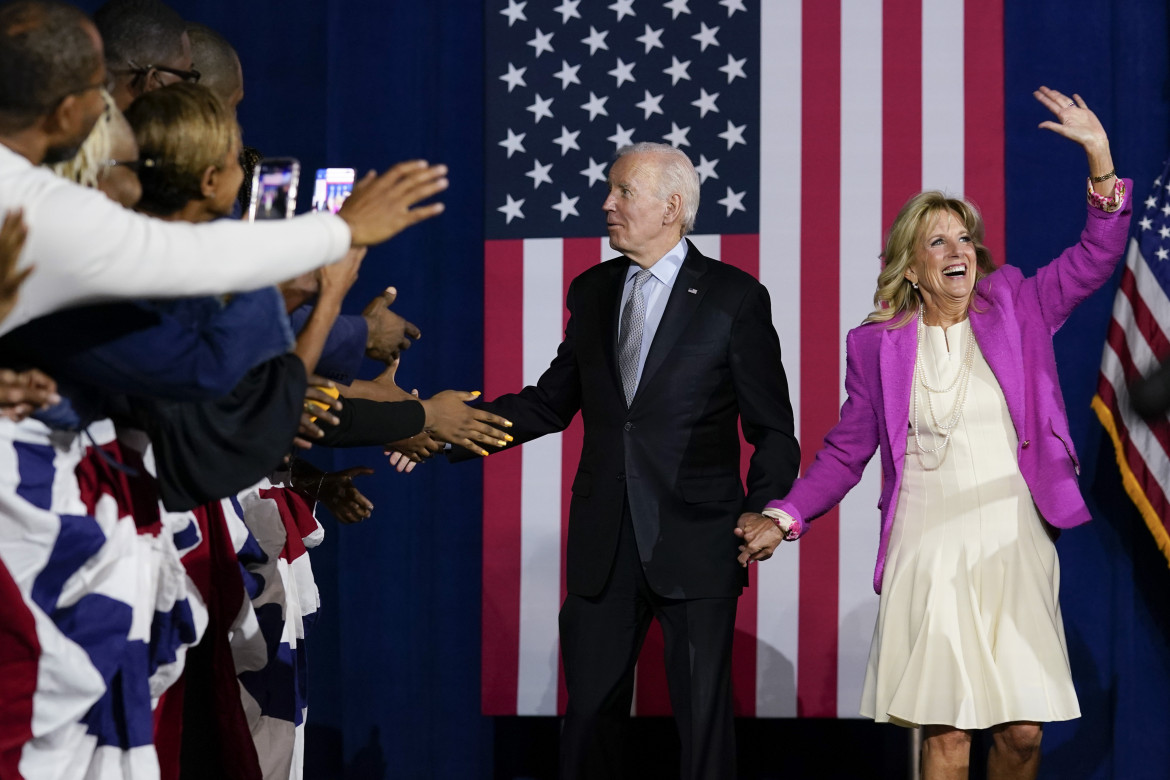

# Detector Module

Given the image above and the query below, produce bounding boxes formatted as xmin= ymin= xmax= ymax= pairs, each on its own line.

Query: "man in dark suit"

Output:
xmin=468 ymin=143 xmax=799 ymax=779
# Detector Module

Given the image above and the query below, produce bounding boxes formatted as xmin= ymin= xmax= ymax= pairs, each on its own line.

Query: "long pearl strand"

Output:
xmin=911 ymin=308 xmax=976 ymax=468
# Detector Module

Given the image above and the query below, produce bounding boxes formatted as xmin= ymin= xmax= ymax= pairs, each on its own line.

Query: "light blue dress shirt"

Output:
xmin=617 ymin=238 xmax=688 ymax=386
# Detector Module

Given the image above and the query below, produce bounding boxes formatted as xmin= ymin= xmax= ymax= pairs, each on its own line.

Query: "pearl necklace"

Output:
xmin=911 ymin=309 xmax=976 ymax=467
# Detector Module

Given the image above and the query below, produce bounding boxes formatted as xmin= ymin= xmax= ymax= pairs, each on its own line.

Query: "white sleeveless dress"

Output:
xmin=858 ymin=320 xmax=1081 ymax=729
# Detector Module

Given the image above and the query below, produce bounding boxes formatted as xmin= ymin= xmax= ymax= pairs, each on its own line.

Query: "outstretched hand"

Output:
xmin=1033 ymin=87 xmax=1110 ymax=153
xmin=338 ymin=160 xmax=448 ymax=247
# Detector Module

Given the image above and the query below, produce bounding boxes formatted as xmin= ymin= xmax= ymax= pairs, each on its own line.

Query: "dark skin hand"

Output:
xmin=362 ymin=287 xmax=420 ymax=363
xmin=317 ymin=466 xmax=376 ymax=523
xmin=292 ymin=380 xmax=342 ymax=450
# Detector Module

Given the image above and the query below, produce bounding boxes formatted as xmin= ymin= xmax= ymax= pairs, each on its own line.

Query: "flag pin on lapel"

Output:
xmin=688 ymin=288 xmax=698 ymax=294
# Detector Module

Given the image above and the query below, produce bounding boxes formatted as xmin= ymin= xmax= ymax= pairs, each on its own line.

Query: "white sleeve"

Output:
xmin=0 ymin=167 xmax=351 ymax=335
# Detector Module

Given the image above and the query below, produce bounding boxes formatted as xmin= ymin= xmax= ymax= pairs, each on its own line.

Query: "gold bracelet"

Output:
xmin=1089 ymin=169 xmax=1116 ymax=183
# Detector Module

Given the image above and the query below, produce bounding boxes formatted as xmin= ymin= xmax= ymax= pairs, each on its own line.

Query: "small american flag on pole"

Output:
xmin=1093 ymin=158 xmax=1170 ymax=566
xmin=481 ymin=0 xmax=1005 ymax=718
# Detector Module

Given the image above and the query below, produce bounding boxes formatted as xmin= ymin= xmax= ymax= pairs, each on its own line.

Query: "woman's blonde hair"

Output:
xmin=123 ymin=82 xmax=239 ymax=215
xmin=50 ymin=88 xmax=117 ymax=188
xmin=865 ymin=190 xmax=997 ymax=327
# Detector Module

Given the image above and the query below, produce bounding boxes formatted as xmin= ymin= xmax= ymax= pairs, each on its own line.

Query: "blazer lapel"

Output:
xmin=969 ymin=289 xmax=1026 ymax=433
xmin=632 ymin=242 xmax=709 ymax=404
xmin=604 ymin=259 xmax=631 ymax=391
xmin=880 ymin=319 xmax=917 ymax=455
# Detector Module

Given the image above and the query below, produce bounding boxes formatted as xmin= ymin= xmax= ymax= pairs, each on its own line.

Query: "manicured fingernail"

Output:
xmin=471 ymin=391 xmax=481 ymax=397
xmin=504 ymin=420 xmax=513 ymax=427
xmin=505 ymin=434 xmax=514 ymax=442
xmin=481 ymin=451 xmax=489 ymax=457
xmin=497 ymin=440 xmax=507 ymax=447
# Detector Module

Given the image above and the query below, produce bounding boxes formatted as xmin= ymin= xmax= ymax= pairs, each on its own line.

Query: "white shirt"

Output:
xmin=0 ymin=143 xmax=352 ymax=336
xmin=617 ymin=238 xmax=687 ymax=385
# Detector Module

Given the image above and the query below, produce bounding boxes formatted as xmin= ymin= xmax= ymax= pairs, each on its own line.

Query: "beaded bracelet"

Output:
xmin=1086 ymin=177 xmax=1125 ymax=213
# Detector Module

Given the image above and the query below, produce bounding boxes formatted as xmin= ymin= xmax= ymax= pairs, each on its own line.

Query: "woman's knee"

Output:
xmin=922 ymin=725 xmax=973 ymax=758
xmin=992 ymin=722 xmax=1043 ymax=762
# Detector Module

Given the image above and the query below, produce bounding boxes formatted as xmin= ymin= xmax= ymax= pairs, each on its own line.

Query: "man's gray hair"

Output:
xmin=616 ymin=142 xmax=700 ymax=236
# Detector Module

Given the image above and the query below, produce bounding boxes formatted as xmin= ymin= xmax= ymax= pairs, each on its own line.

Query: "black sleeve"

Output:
xmin=315 ymin=397 xmax=426 ymax=447
xmin=1131 ymin=359 xmax=1170 ymax=418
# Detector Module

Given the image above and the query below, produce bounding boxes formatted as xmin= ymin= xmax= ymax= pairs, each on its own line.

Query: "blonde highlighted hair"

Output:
xmin=123 ymin=82 xmax=239 ymax=215
xmin=865 ymin=190 xmax=997 ymax=327
xmin=50 ymin=88 xmax=117 ymax=188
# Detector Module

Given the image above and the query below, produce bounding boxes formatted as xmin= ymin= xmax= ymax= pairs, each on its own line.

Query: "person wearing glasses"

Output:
xmin=94 ymin=0 xmax=200 ymax=111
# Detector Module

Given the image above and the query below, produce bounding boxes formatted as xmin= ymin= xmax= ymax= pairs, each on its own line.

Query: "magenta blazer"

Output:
xmin=767 ymin=185 xmax=1133 ymax=593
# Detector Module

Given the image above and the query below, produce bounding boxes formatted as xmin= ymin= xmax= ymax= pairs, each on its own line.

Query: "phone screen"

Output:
xmin=313 ymin=168 xmax=356 ymax=213
xmin=248 ymin=158 xmax=300 ymax=221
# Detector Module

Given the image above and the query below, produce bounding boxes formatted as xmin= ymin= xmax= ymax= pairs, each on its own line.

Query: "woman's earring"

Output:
xmin=912 ymin=282 xmax=919 ymax=289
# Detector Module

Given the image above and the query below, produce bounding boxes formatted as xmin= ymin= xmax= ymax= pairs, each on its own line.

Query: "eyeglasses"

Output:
xmin=126 ymin=59 xmax=201 ymax=85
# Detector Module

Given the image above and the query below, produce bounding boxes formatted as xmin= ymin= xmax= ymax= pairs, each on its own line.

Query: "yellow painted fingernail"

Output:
xmin=505 ymin=420 xmax=514 ymax=427
xmin=481 ymin=451 xmax=489 ymax=457
xmin=505 ymin=435 xmax=514 ymax=442
xmin=471 ymin=391 xmax=481 ymax=397
xmin=497 ymin=440 xmax=507 ymax=447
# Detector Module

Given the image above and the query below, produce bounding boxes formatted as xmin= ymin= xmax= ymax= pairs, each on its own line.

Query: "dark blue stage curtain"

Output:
xmin=73 ymin=0 xmax=1170 ymax=777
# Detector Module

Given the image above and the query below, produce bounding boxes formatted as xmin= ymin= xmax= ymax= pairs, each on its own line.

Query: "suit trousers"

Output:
xmin=558 ymin=499 xmax=738 ymax=780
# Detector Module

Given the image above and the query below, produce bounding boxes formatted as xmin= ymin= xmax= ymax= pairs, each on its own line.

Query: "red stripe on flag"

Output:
xmin=723 ymin=233 xmax=760 ymax=717
xmin=482 ymin=240 xmax=525 ymax=714
xmin=881 ymin=0 xmax=922 ymax=231
xmin=0 ymin=560 xmax=36 ymax=779
xmin=558 ymin=237 xmax=600 ymax=715
xmin=1096 ymin=380 xmax=1170 ymax=520
xmin=964 ymin=0 xmax=1006 ymax=266
xmin=798 ymin=0 xmax=841 ymax=718
xmin=1119 ymin=266 xmax=1170 ymax=358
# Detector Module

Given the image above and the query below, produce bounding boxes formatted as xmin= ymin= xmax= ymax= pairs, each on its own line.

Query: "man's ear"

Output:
xmin=200 ymin=165 xmax=219 ymax=199
xmin=662 ymin=193 xmax=682 ymax=225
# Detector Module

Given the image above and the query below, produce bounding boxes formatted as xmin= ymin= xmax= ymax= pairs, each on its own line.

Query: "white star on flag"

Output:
xmin=608 ymin=0 xmax=636 ymax=22
xmin=553 ymin=126 xmax=581 ymax=155
xmin=718 ymin=119 xmax=746 ymax=149
xmin=497 ymin=194 xmax=525 ymax=224
xmin=552 ymin=191 xmax=581 ymax=221
xmin=695 ymin=154 xmax=719 ymax=183
xmin=663 ymin=121 xmax=691 ymax=147
xmin=717 ymin=186 xmax=746 ymax=215
xmin=500 ymin=0 xmax=527 ymax=26
xmin=580 ymin=157 xmax=607 ymax=186
xmin=499 ymin=63 xmax=527 ymax=93
xmin=1160 ymin=225 xmax=1170 ymax=239
xmin=553 ymin=60 xmax=582 ymax=89
xmin=553 ymin=0 xmax=581 ymax=23
xmin=663 ymin=0 xmax=690 ymax=20
xmin=527 ymin=28 xmax=555 ymax=57
xmin=526 ymin=93 xmax=554 ymax=123
xmin=691 ymin=88 xmax=719 ymax=117
xmin=581 ymin=26 xmax=610 ymax=55
xmin=608 ymin=58 xmax=637 ymax=88
xmin=718 ymin=0 xmax=745 ymax=16
xmin=607 ymin=123 xmax=635 ymax=148
xmin=635 ymin=90 xmax=664 ymax=119
xmin=636 ymin=24 xmax=664 ymax=53
xmin=1162 ymin=203 xmax=1170 ymax=217
xmin=1140 ymin=216 xmax=1153 ymax=230
xmin=692 ymin=22 xmax=720 ymax=51
xmin=580 ymin=91 xmax=609 ymax=121
xmin=663 ymin=56 xmax=691 ymax=85
xmin=498 ymin=128 xmax=526 ymax=158
xmin=526 ymin=159 xmax=553 ymax=189
xmin=1145 ymin=195 xmax=1157 ymax=209
xmin=1158 ymin=247 xmax=1169 ymax=261
xmin=719 ymin=53 xmax=747 ymax=83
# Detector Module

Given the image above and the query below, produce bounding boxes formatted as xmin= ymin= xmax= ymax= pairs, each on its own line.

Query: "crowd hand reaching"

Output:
xmin=419 ymin=390 xmax=513 ymax=457
xmin=1033 ymin=86 xmax=1116 ymax=191
xmin=0 ymin=210 xmax=33 ymax=325
xmin=385 ymin=429 xmax=444 ymax=473
xmin=293 ymin=378 xmax=342 ymax=450
xmin=338 ymin=160 xmax=448 ymax=247
xmin=317 ymin=466 xmax=376 ymax=524
xmin=734 ymin=511 xmax=788 ymax=567
xmin=362 ymin=287 xmax=420 ymax=363
xmin=316 ymin=246 xmax=366 ymax=304
xmin=0 ymin=368 xmax=59 ymax=422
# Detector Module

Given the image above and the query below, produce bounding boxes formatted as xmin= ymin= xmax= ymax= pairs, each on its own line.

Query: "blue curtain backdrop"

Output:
xmin=73 ymin=1 xmax=1170 ymax=777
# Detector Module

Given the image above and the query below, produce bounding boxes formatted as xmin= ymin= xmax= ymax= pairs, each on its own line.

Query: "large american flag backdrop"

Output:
xmin=481 ymin=0 xmax=1004 ymax=717
xmin=1093 ymin=159 xmax=1170 ymax=568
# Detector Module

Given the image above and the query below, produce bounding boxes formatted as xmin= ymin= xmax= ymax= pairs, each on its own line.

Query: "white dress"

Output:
xmin=859 ymin=320 xmax=1081 ymax=729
